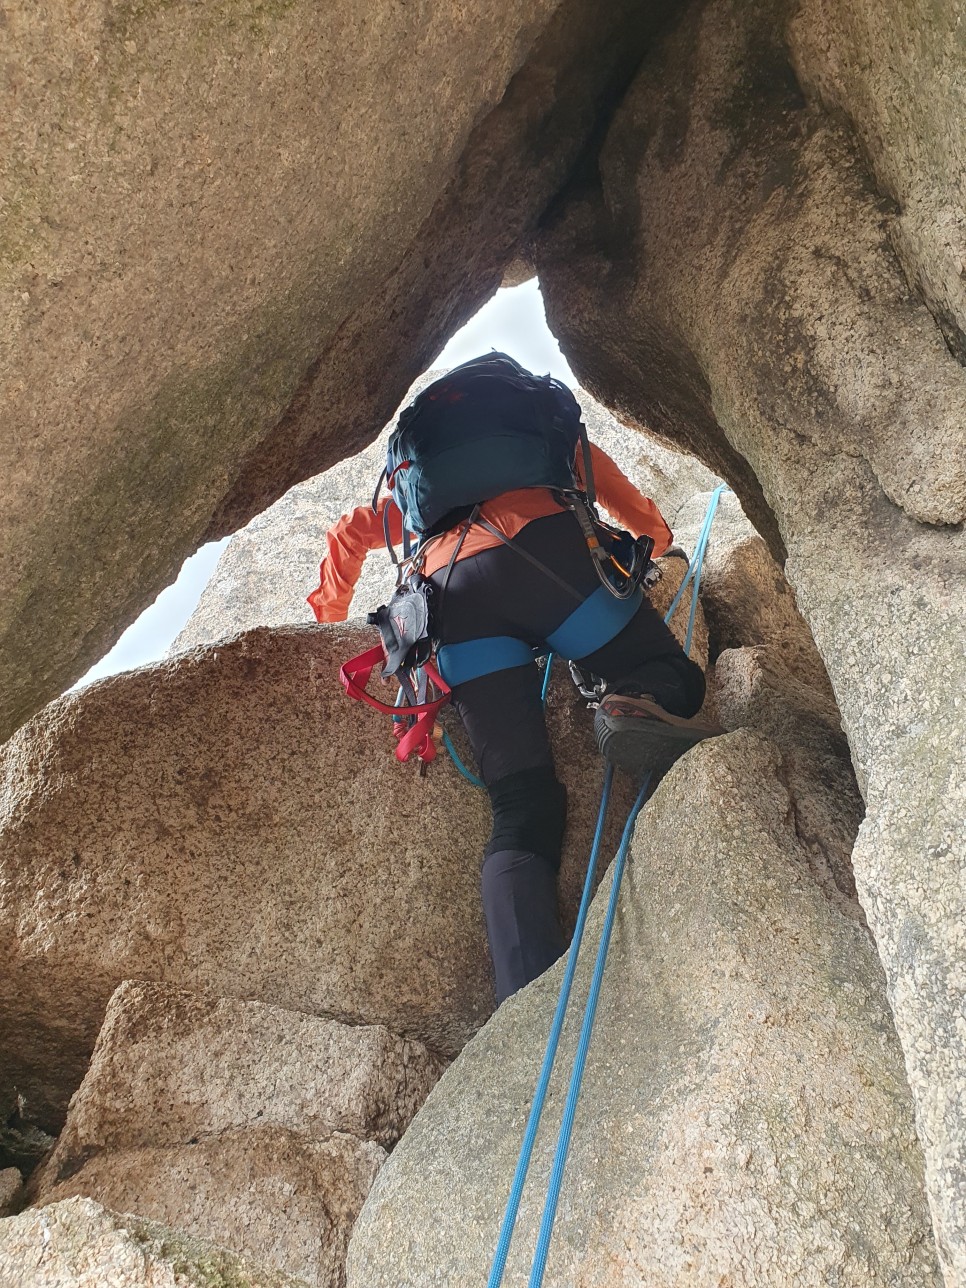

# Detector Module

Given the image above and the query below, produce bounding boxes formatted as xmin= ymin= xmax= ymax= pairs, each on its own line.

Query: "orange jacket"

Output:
xmin=307 ymin=441 xmax=672 ymax=623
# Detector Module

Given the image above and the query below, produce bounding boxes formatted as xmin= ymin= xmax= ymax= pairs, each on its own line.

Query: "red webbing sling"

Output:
xmin=339 ymin=645 xmax=451 ymax=765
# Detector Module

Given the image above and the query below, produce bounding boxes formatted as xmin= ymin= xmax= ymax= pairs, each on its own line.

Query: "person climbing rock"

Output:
xmin=309 ymin=353 xmax=715 ymax=1004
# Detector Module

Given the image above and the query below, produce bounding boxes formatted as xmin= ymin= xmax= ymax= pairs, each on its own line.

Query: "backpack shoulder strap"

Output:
xmin=577 ymin=421 xmax=597 ymax=510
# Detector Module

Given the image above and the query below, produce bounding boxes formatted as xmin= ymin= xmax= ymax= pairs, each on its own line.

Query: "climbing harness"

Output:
xmin=339 ymin=530 xmax=653 ymax=775
xmin=486 ymin=483 xmax=729 ymax=1288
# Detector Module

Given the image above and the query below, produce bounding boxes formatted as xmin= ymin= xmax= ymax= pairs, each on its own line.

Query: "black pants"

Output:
xmin=431 ymin=510 xmax=704 ymax=1003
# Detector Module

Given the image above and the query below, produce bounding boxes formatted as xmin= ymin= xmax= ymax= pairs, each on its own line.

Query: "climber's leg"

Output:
xmin=579 ymin=594 xmax=706 ymax=717
xmin=579 ymin=597 xmax=718 ymax=773
xmin=446 ymin=665 xmax=568 ymax=1003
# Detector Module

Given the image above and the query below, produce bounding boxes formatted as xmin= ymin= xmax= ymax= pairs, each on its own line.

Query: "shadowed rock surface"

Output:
xmin=1 ymin=0 xmax=675 ymax=743
xmin=535 ymin=0 xmax=966 ymax=1270
xmin=0 ymin=1174 xmax=21 ymax=1222
xmin=789 ymin=0 xmax=966 ymax=362
xmin=347 ymin=732 xmax=939 ymax=1287
xmin=674 ymin=490 xmax=834 ymax=695
xmin=713 ymin=645 xmax=862 ymax=905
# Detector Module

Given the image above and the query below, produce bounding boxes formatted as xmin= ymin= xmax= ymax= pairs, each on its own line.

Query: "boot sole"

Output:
xmin=595 ymin=711 xmax=718 ymax=776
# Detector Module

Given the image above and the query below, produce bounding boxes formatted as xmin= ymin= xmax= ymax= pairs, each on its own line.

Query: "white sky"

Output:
xmin=75 ymin=279 xmax=572 ymax=689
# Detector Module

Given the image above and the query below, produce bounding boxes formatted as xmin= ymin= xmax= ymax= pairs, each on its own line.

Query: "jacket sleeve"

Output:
xmin=580 ymin=442 xmax=673 ymax=557
xmin=307 ymin=498 xmax=404 ymax=623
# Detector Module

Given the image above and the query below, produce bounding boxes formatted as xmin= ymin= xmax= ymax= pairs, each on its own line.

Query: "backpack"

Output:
xmin=375 ymin=353 xmax=590 ymax=546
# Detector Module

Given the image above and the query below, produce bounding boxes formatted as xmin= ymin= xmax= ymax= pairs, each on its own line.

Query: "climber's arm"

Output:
xmin=307 ymin=498 xmax=404 ymax=623
xmin=583 ymin=442 xmax=673 ymax=556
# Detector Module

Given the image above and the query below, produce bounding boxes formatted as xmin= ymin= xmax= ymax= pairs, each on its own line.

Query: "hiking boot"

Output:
xmin=594 ymin=692 xmax=721 ymax=776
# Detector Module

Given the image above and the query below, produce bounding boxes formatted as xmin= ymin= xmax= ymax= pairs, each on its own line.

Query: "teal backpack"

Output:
xmin=373 ymin=352 xmax=591 ymax=551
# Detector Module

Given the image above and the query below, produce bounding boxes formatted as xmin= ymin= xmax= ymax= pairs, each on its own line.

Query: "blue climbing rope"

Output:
xmin=441 ymin=730 xmax=484 ymax=789
xmin=527 ymin=771 xmax=650 ymax=1284
xmin=540 ymin=652 xmax=555 ymax=704
xmin=664 ymin=483 xmax=728 ymax=655
xmin=486 ymin=761 xmax=614 ymax=1288
xmin=488 ymin=484 xmax=726 ymax=1287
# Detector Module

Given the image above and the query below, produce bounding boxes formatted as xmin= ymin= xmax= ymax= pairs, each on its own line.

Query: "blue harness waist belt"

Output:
xmin=436 ymin=586 xmax=642 ymax=687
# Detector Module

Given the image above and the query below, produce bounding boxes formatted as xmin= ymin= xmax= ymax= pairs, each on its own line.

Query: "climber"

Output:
xmin=308 ymin=353 xmax=715 ymax=1004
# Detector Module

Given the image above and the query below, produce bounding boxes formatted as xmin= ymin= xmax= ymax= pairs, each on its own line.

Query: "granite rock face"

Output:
xmin=536 ymin=0 xmax=966 ymax=1272
xmin=0 ymin=1196 xmax=306 ymax=1288
xmin=0 ymin=621 xmax=651 ymax=1133
xmin=675 ymin=490 xmax=832 ymax=694
xmin=0 ymin=1172 xmax=22 ymax=1221
xmin=347 ymin=732 xmax=940 ymax=1287
xmin=713 ymin=646 xmax=862 ymax=905
xmin=29 ymin=982 xmax=436 ymax=1284
xmin=34 ymin=980 xmax=445 ymax=1161
xmin=789 ymin=0 xmax=966 ymax=363
xmin=0 ymin=0 xmax=673 ymax=742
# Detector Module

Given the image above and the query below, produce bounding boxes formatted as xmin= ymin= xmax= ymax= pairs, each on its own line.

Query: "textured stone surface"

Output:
xmin=0 ymin=623 xmax=648 ymax=1133
xmin=28 ymin=982 xmax=437 ymax=1281
xmin=0 ymin=1172 xmax=22 ymax=1220
xmin=0 ymin=0 xmax=671 ymax=743
xmin=347 ymin=732 xmax=939 ymax=1287
xmin=675 ymin=490 xmax=832 ymax=694
xmin=538 ymin=3 xmax=966 ymax=544
xmin=0 ymin=1196 xmax=305 ymax=1287
xmin=37 ymin=1135 xmax=381 ymax=1288
xmin=36 ymin=980 xmax=446 ymax=1162
xmin=712 ymin=646 xmax=861 ymax=905
xmin=173 ymin=384 xmax=715 ymax=654
xmin=536 ymin=0 xmax=966 ymax=1273
xmin=790 ymin=0 xmax=966 ymax=362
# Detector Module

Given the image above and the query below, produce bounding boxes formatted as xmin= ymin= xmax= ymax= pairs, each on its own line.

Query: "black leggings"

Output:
xmin=430 ymin=509 xmax=704 ymax=1001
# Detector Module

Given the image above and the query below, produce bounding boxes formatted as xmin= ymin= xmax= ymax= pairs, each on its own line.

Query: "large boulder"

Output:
xmin=0 ymin=0 xmax=674 ymax=742
xmin=535 ymin=0 xmax=966 ymax=1269
xmin=30 ymin=982 xmax=442 ymax=1284
xmin=0 ymin=618 xmax=660 ymax=1133
xmin=347 ymin=732 xmax=939 ymax=1286
xmin=0 ymin=1196 xmax=305 ymax=1288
